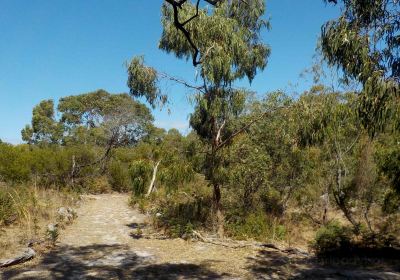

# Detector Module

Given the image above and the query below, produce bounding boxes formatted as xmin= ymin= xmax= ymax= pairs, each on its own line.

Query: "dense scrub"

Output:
xmin=128 ymin=87 xmax=400 ymax=251
xmin=1 ymin=86 xmax=399 ymax=254
xmin=0 ymin=86 xmax=400 ymax=254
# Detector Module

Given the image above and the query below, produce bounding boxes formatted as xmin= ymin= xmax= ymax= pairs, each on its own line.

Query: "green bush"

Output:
xmin=226 ymin=211 xmax=286 ymax=241
xmin=159 ymin=161 xmax=195 ymax=193
xmin=0 ymin=187 xmax=15 ymax=225
xmin=313 ymin=221 xmax=353 ymax=254
xmin=130 ymin=160 xmax=152 ymax=196
xmin=0 ymin=144 xmax=31 ymax=183
xmin=151 ymin=185 xmax=212 ymax=238
xmin=86 ymin=176 xmax=111 ymax=194
xmin=168 ymin=220 xmax=194 ymax=238
xmin=129 ymin=195 xmax=150 ymax=213
xmin=260 ymin=190 xmax=285 ymax=217
xmin=108 ymin=161 xmax=131 ymax=192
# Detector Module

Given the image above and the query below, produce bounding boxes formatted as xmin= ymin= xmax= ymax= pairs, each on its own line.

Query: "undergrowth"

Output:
xmin=0 ymin=183 xmax=78 ymax=258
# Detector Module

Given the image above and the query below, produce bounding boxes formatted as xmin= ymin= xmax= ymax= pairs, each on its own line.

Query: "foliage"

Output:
xmin=22 ymin=90 xmax=153 ymax=153
xmin=59 ymin=90 xmax=153 ymax=147
xmin=127 ymin=57 xmax=165 ymax=108
xmin=108 ymin=161 xmax=131 ymax=192
xmin=2 ymin=2 xmax=400 ymax=249
xmin=0 ymin=186 xmax=15 ymax=225
xmin=0 ymin=143 xmax=31 ymax=183
xmin=127 ymin=0 xmax=271 ymax=237
xmin=21 ymin=100 xmax=63 ymax=145
xmin=226 ymin=211 xmax=286 ymax=241
xmin=130 ymin=160 xmax=153 ymax=196
xmin=153 ymin=185 xmax=213 ymax=238
xmin=312 ymin=220 xmax=352 ymax=254
xmin=46 ymin=224 xmax=59 ymax=246
xmin=322 ymin=0 xmax=400 ymax=134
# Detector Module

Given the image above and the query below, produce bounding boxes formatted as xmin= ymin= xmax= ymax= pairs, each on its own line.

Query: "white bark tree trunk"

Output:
xmin=146 ymin=160 xmax=161 ymax=197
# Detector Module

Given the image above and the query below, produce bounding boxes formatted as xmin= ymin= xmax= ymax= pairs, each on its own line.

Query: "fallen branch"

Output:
xmin=191 ymin=230 xmax=309 ymax=256
xmin=192 ymin=230 xmax=267 ymax=249
xmin=0 ymin=248 xmax=36 ymax=268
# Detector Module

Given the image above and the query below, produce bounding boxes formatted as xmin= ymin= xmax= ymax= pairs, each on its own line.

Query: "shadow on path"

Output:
xmin=2 ymin=244 xmax=229 ymax=280
xmin=247 ymin=247 xmax=400 ymax=280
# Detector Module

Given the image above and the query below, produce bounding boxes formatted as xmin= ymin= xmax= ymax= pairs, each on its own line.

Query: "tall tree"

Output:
xmin=21 ymin=100 xmax=63 ymax=145
xmin=58 ymin=90 xmax=153 ymax=147
xmin=127 ymin=1 xmax=270 ymax=236
xmin=58 ymin=90 xmax=154 ymax=176
xmin=321 ymin=0 xmax=400 ymax=134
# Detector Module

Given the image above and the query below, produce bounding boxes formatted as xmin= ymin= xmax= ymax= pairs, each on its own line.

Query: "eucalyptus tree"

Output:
xmin=21 ymin=100 xmax=63 ymax=145
xmin=22 ymin=91 xmax=154 ymax=182
xmin=58 ymin=90 xmax=153 ymax=147
xmin=58 ymin=90 xmax=153 ymax=177
xmin=294 ymin=86 xmax=386 ymax=232
xmin=321 ymin=0 xmax=400 ymax=134
xmin=127 ymin=0 xmax=270 ymax=236
xmin=321 ymin=0 xmax=400 ymax=216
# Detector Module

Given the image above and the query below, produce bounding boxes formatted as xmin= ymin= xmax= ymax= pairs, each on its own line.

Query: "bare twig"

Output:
xmin=159 ymin=72 xmax=205 ymax=92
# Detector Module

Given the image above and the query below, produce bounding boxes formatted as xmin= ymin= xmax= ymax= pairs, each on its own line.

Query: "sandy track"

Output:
xmin=1 ymin=194 xmax=254 ymax=279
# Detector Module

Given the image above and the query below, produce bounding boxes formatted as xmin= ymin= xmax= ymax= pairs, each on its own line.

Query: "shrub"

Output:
xmin=312 ymin=221 xmax=353 ymax=254
xmin=129 ymin=195 xmax=150 ymax=213
xmin=0 ymin=186 xmax=15 ymax=225
xmin=86 ymin=176 xmax=111 ymax=194
xmin=156 ymin=196 xmax=211 ymax=238
xmin=150 ymin=183 xmax=212 ymax=238
xmin=108 ymin=161 xmax=131 ymax=192
xmin=130 ymin=160 xmax=152 ymax=196
xmin=159 ymin=161 xmax=195 ymax=193
xmin=260 ymin=190 xmax=285 ymax=217
xmin=0 ymin=144 xmax=31 ymax=183
xmin=226 ymin=211 xmax=286 ymax=241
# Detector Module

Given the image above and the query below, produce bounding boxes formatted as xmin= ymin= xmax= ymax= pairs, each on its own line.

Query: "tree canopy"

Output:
xmin=321 ymin=0 xmax=400 ymax=134
xmin=22 ymin=90 xmax=153 ymax=148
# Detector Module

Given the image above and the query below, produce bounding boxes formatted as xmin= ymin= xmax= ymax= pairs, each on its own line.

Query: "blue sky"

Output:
xmin=0 ymin=0 xmax=340 ymax=144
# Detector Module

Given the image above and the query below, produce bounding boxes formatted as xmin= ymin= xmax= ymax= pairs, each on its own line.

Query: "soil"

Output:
xmin=1 ymin=194 xmax=399 ymax=279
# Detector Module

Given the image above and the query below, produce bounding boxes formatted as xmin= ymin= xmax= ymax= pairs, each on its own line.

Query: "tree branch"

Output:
xmin=216 ymin=106 xmax=285 ymax=151
xmin=165 ymin=0 xmax=201 ymax=66
xmin=164 ymin=0 xmax=248 ymax=66
xmin=158 ymin=72 xmax=205 ymax=92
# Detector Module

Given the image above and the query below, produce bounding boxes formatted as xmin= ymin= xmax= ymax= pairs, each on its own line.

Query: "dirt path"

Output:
xmin=1 ymin=194 xmax=399 ymax=279
xmin=1 ymin=194 xmax=255 ymax=279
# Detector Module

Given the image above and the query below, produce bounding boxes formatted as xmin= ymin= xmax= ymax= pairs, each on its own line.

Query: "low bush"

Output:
xmin=0 ymin=185 xmax=15 ymax=225
xmin=86 ymin=176 xmax=112 ymax=194
xmin=131 ymin=178 xmax=212 ymax=238
xmin=154 ymin=192 xmax=212 ymax=238
xmin=226 ymin=210 xmax=286 ymax=241
xmin=312 ymin=220 xmax=353 ymax=254
xmin=130 ymin=160 xmax=153 ymax=196
xmin=108 ymin=161 xmax=131 ymax=192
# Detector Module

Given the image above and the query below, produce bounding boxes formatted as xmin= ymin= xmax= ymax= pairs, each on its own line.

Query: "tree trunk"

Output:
xmin=146 ymin=160 xmax=161 ymax=197
xmin=335 ymin=161 xmax=360 ymax=231
xmin=322 ymin=185 xmax=329 ymax=225
xmin=213 ymin=183 xmax=224 ymax=238
xmin=70 ymin=155 xmax=76 ymax=185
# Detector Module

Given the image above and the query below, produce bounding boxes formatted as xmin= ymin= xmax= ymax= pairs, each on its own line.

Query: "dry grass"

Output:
xmin=0 ymin=184 xmax=78 ymax=259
